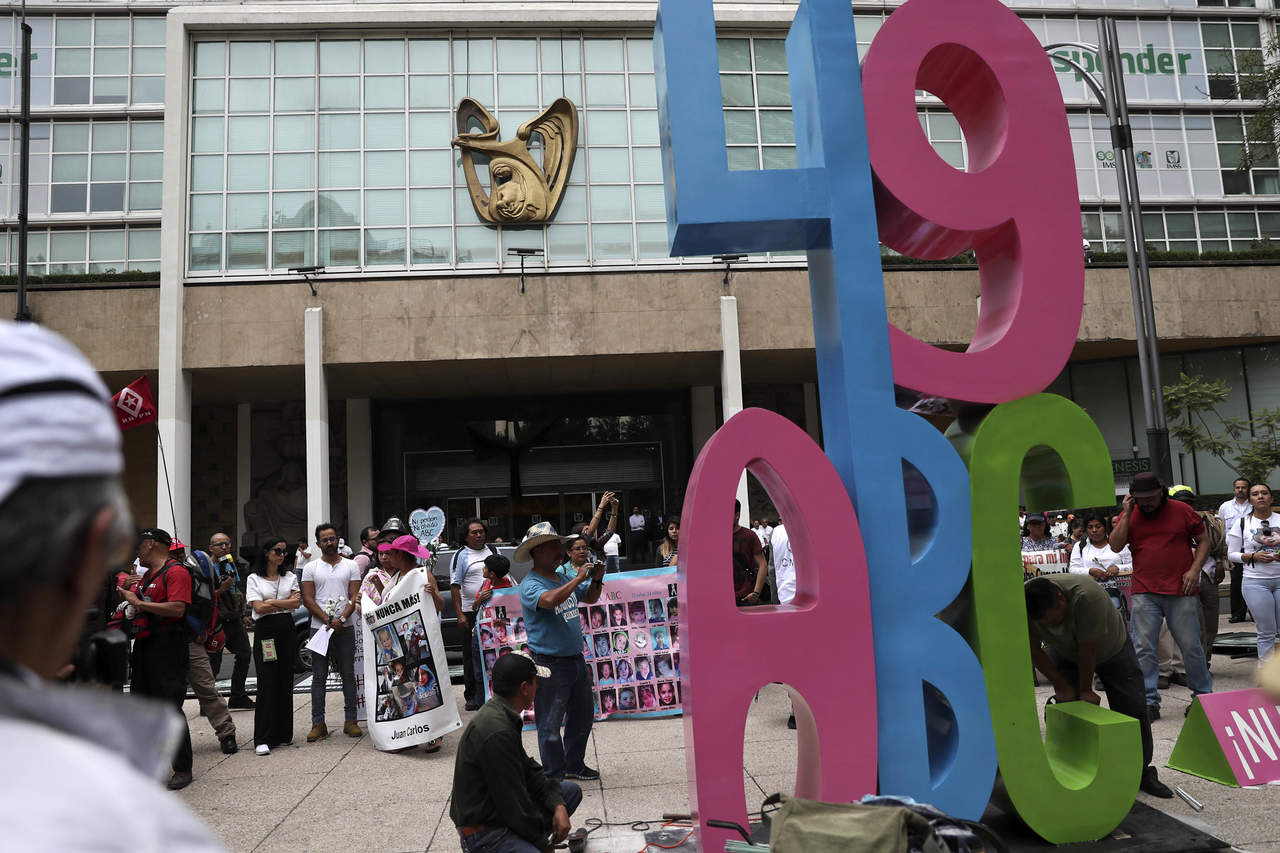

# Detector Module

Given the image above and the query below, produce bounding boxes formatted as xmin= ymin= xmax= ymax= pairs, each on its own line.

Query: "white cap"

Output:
xmin=0 ymin=322 xmax=122 ymax=505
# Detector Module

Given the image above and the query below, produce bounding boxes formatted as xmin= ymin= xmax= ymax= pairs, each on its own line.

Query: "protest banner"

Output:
xmin=1021 ymin=549 xmax=1070 ymax=580
xmin=361 ymin=568 xmax=461 ymax=750
xmin=477 ymin=566 xmax=683 ymax=721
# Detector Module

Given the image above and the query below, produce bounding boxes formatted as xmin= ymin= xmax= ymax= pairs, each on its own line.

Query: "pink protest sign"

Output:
xmin=1169 ymin=689 xmax=1280 ymax=786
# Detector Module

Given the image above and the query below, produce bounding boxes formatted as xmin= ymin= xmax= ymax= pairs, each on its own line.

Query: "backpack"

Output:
xmin=178 ymin=551 xmax=218 ymax=638
xmin=1197 ymin=511 xmax=1228 ymax=562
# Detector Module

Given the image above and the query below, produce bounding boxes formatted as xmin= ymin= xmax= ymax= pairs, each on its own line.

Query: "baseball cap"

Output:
xmin=1024 ymin=512 xmax=1047 ymax=524
xmin=1129 ymin=472 xmax=1164 ymax=498
xmin=139 ymin=527 xmax=172 ymax=546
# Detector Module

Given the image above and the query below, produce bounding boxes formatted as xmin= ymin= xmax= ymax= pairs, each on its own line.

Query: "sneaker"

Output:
xmin=307 ymin=722 xmax=329 ymax=742
xmin=565 ymin=765 xmax=600 ymax=781
xmin=1171 ymin=673 xmax=1189 ymax=687
xmin=1139 ymin=766 xmax=1174 ymax=799
xmin=343 ymin=721 xmax=363 ymax=738
xmin=228 ymin=695 xmax=256 ymax=710
xmin=166 ymin=771 xmax=193 ymax=791
xmin=219 ymin=734 xmax=239 ymax=755
xmin=1147 ymin=705 xmax=1161 ymax=721
xmin=255 ymin=744 xmax=270 ymax=756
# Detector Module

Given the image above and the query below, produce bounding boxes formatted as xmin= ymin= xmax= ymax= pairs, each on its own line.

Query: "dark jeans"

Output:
xmin=1199 ymin=572 xmax=1221 ymax=662
xmin=131 ymin=629 xmax=193 ymax=773
xmin=462 ymin=610 xmax=479 ymax=703
xmin=1230 ymin=562 xmax=1249 ymax=620
xmin=310 ymin=625 xmax=357 ymax=723
xmin=1047 ymin=638 xmax=1154 ymax=769
xmin=532 ymin=653 xmax=594 ymax=779
xmin=208 ymin=613 xmax=252 ymax=699
xmin=458 ymin=782 xmax=582 ymax=853
xmin=253 ymin=613 xmax=295 ymax=747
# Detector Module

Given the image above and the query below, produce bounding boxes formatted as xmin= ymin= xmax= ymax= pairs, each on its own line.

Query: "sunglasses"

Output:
xmin=270 ymin=547 xmax=287 ymax=555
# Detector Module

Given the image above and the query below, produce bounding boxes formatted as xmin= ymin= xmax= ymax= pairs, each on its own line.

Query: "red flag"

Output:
xmin=112 ymin=376 xmax=157 ymax=430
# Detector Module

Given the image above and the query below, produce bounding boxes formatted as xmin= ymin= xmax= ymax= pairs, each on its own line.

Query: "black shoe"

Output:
xmin=1140 ymin=766 xmax=1174 ymax=799
xmin=228 ymin=695 xmax=255 ymax=710
xmin=1147 ymin=705 xmax=1160 ymax=721
xmin=565 ymin=765 xmax=600 ymax=781
xmin=464 ymin=701 xmax=481 ymax=712
xmin=1157 ymin=676 xmax=1170 ymax=689
xmin=220 ymin=734 xmax=239 ymax=755
xmin=1171 ymin=673 xmax=1189 ymax=687
xmin=787 ymin=713 xmax=796 ymax=729
xmin=167 ymin=770 xmax=193 ymax=790
xmin=1229 ymin=616 xmax=1246 ymax=623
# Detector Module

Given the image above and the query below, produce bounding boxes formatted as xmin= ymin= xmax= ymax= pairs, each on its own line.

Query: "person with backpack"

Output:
xmin=176 ymin=544 xmax=238 ymax=757
xmin=119 ymin=528 xmax=196 ymax=790
xmin=1169 ymin=486 xmax=1227 ymax=666
xmin=1067 ymin=514 xmax=1132 ymax=623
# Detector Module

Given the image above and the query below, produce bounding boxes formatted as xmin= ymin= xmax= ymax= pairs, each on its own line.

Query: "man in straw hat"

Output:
xmin=516 ymin=522 xmax=605 ymax=781
xmin=0 ymin=321 xmax=221 ymax=848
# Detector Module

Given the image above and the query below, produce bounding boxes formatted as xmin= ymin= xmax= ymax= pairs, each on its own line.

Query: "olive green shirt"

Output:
xmin=449 ymin=697 xmax=564 ymax=846
xmin=1029 ymin=574 xmax=1128 ymax=664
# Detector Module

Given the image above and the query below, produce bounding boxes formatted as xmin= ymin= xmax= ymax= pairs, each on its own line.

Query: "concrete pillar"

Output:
xmin=305 ymin=307 xmax=330 ymax=545
xmin=236 ymin=403 xmax=251 ymax=549
xmin=803 ymin=382 xmax=822 ymax=446
xmin=155 ymin=368 xmax=191 ymax=541
xmin=720 ymin=295 xmax=750 ymax=525
xmin=691 ymin=385 xmax=717 ymax=456
xmin=346 ymin=397 xmax=373 ymax=541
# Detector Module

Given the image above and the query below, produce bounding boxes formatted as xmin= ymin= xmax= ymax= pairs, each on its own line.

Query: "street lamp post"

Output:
xmin=1045 ymin=20 xmax=1172 ymax=485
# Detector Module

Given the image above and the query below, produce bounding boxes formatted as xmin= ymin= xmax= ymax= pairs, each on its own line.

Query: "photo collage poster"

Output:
xmin=477 ymin=566 xmax=683 ymax=722
xmin=361 ymin=568 xmax=462 ymax=751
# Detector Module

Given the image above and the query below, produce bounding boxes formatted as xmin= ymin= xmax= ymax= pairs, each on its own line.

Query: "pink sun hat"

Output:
xmin=378 ymin=534 xmax=432 ymax=560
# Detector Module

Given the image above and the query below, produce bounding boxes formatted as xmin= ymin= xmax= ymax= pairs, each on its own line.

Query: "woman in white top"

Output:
xmin=1068 ymin=514 xmax=1133 ymax=617
xmin=1226 ymin=482 xmax=1280 ymax=661
xmin=246 ymin=537 xmax=301 ymax=755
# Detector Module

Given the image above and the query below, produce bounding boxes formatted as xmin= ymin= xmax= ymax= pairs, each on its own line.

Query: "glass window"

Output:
xmin=189 ymin=233 xmax=222 ymax=271
xmin=274 ymin=115 xmax=315 ymax=152
xmin=129 ymin=183 xmax=161 ymax=211
xmin=319 ymin=229 xmax=360 ymax=266
xmin=132 ymin=47 xmax=165 ymax=75
xmin=365 ymin=77 xmax=404 ymax=110
xmin=133 ymin=18 xmax=166 ymax=46
xmin=319 ymin=114 xmax=360 ymax=149
xmin=364 ymin=114 xmax=405 ymax=149
xmin=273 ymin=153 xmax=315 ymax=190
xmin=409 ymin=40 xmax=449 ymax=73
xmin=498 ymin=39 xmax=538 ymax=72
xmin=410 ymin=188 xmax=451 ymax=225
xmin=364 ymin=40 xmax=404 ymax=74
xmin=364 ymin=151 xmax=405 ymax=187
xmin=409 ymin=113 xmax=451 ymax=149
xmin=190 ymin=195 xmax=223 ymax=231
xmin=193 ymin=43 xmax=225 ymax=77
xmin=318 ymin=152 xmax=359 ymax=188
xmin=226 ymin=154 xmax=267 ymax=191
xmin=130 ymin=152 xmax=162 ymax=181
xmin=365 ymin=228 xmax=405 ymax=265
xmin=55 ymin=19 xmax=91 ymax=47
xmin=227 ymin=193 xmax=269 ymax=229
xmin=227 ymin=232 xmax=268 ymax=269
xmin=364 ymin=189 xmax=405 ymax=226
xmin=131 ymin=122 xmax=163 ymax=151
xmin=131 ymin=78 xmax=164 ymax=104
xmin=320 ymin=41 xmax=360 ymax=74
xmin=411 ymin=227 xmax=451 ymax=264
xmin=275 ymin=77 xmax=315 ymax=112
xmin=275 ymin=42 xmax=316 ymax=76
xmin=228 ymin=78 xmax=270 ymax=113
xmin=272 ymin=231 xmax=312 ymax=268
xmin=717 ymin=39 xmax=751 ymax=73
xmin=409 ymin=76 xmax=449 ymax=109
xmin=190 ymin=155 xmax=224 ymax=192
xmin=320 ymin=77 xmax=360 ymax=111
xmin=318 ymin=191 xmax=359 ymax=227
xmin=273 ymin=192 xmax=315 ymax=228
xmin=228 ymin=116 xmax=270 ymax=152
xmin=229 ymin=42 xmax=271 ymax=76
xmin=592 ymin=223 xmax=633 ymax=259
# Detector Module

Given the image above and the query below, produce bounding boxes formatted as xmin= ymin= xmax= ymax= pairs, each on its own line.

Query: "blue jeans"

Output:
xmin=606 ymin=555 xmax=620 ymax=573
xmin=1132 ymin=593 xmax=1213 ymax=706
xmin=458 ymin=782 xmax=582 ymax=853
xmin=1242 ymin=575 xmax=1280 ymax=660
xmin=310 ymin=625 xmax=358 ymax=723
xmin=533 ymin=653 xmax=594 ymax=779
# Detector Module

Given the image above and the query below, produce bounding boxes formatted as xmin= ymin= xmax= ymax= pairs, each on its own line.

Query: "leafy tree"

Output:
xmin=1164 ymin=372 xmax=1280 ymax=485
xmin=1224 ymin=40 xmax=1279 ymax=172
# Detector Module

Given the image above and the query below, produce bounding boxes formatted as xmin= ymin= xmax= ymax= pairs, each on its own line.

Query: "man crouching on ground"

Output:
xmin=451 ymin=652 xmax=583 ymax=853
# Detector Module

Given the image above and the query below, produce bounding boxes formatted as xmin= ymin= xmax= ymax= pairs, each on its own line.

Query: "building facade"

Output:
xmin=1 ymin=0 xmax=1277 ymax=552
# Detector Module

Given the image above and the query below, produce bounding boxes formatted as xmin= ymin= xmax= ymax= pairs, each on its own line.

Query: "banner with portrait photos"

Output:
xmin=477 ymin=567 xmax=683 ymax=722
xmin=360 ymin=568 xmax=462 ymax=751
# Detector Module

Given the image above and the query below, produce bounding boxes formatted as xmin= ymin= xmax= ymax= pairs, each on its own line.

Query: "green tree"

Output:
xmin=1164 ymin=372 xmax=1280 ymax=485
xmin=1227 ymin=39 xmax=1279 ymax=172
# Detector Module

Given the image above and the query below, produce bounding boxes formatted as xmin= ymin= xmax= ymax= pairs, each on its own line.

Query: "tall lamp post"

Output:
xmin=1045 ymin=18 xmax=1172 ymax=485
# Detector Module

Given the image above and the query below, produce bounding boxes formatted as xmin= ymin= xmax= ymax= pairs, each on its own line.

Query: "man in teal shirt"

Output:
xmin=517 ymin=522 xmax=605 ymax=781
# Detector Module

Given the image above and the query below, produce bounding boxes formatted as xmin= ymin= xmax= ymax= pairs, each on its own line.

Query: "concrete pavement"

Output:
xmin=176 ymin=617 xmax=1280 ymax=852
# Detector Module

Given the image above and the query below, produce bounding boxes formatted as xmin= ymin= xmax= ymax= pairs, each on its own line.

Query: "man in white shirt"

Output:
xmin=451 ymin=518 xmax=494 ymax=711
xmin=770 ymin=522 xmax=795 ymax=605
xmin=301 ymin=523 xmax=362 ymax=742
xmin=629 ymin=506 xmax=647 ymax=565
xmin=1218 ymin=477 xmax=1253 ymax=623
xmin=603 ymin=531 xmax=621 ymax=573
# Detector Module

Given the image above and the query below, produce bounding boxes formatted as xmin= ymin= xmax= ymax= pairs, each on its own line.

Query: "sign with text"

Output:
xmin=477 ymin=567 xmax=683 ymax=721
xmin=1022 ymin=549 xmax=1070 ymax=579
xmin=1169 ymin=689 xmax=1280 ymax=787
xmin=361 ymin=569 xmax=461 ymax=751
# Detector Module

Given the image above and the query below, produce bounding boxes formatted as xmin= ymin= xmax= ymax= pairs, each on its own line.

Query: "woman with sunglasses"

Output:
xmin=246 ymin=537 xmax=301 ymax=755
xmin=1227 ymin=483 xmax=1280 ymax=662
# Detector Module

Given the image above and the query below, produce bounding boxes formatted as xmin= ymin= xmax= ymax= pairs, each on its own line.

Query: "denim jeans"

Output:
xmin=532 ymin=653 xmax=594 ymax=779
xmin=1242 ymin=575 xmax=1280 ymax=660
xmin=605 ymin=555 xmax=620 ymax=574
xmin=1131 ymin=593 xmax=1213 ymax=707
xmin=310 ymin=625 xmax=358 ymax=723
xmin=458 ymin=782 xmax=582 ymax=853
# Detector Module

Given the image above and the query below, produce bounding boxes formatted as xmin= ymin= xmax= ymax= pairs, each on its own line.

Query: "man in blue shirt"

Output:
xmin=517 ymin=522 xmax=605 ymax=781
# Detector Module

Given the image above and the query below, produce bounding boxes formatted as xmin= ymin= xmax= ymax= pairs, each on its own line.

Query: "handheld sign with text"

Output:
xmin=1169 ymin=689 xmax=1280 ymax=787
xmin=361 ymin=569 xmax=461 ymax=751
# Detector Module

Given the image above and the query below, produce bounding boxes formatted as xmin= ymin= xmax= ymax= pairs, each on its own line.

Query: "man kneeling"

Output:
xmin=1025 ymin=574 xmax=1173 ymax=799
xmin=451 ymin=653 xmax=583 ymax=852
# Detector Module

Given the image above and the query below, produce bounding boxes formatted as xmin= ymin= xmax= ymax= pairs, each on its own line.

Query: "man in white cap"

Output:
xmin=0 ymin=321 xmax=222 ymax=849
xmin=516 ymin=522 xmax=605 ymax=781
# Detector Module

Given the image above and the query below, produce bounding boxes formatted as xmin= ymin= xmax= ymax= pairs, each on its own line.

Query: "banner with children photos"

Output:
xmin=477 ymin=567 xmax=683 ymax=722
xmin=361 ymin=568 xmax=462 ymax=751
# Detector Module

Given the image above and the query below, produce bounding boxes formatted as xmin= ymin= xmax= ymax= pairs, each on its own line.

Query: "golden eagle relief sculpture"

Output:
xmin=451 ymin=97 xmax=579 ymax=224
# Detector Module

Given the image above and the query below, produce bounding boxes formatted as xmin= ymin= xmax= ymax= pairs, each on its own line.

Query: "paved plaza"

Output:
xmin=178 ymin=614 xmax=1280 ymax=853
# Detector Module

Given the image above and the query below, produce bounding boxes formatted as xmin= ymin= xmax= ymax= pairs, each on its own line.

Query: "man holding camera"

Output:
xmin=0 ymin=322 xmax=220 ymax=847
xmin=517 ymin=522 xmax=605 ymax=782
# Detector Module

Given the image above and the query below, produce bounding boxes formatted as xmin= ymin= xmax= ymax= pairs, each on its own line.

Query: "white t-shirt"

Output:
xmin=246 ymin=572 xmax=299 ymax=621
xmin=450 ymin=546 xmax=492 ymax=612
xmin=0 ymin=718 xmax=225 ymax=852
xmin=301 ymin=557 xmax=359 ymax=627
xmin=1226 ymin=511 xmax=1280 ymax=580
xmin=630 ymin=513 xmax=645 ymax=532
xmin=1068 ymin=541 xmax=1131 ymax=590
xmin=771 ymin=524 xmax=795 ymax=604
xmin=603 ymin=533 xmax=621 ymax=556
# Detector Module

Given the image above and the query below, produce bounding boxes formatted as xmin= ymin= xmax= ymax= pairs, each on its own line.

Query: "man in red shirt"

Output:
xmin=119 ymin=527 xmax=194 ymax=790
xmin=732 ymin=499 xmax=767 ymax=605
xmin=1110 ymin=472 xmax=1213 ymax=719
